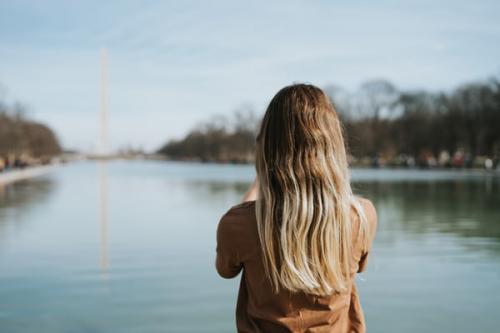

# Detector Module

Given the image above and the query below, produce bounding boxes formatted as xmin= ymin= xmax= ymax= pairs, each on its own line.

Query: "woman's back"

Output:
xmin=216 ymin=197 xmax=377 ymax=333
xmin=216 ymin=83 xmax=378 ymax=332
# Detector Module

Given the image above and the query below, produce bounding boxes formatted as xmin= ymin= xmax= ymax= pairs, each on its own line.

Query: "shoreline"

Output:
xmin=144 ymin=156 xmax=500 ymax=172
xmin=0 ymin=164 xmax=58 ymax=185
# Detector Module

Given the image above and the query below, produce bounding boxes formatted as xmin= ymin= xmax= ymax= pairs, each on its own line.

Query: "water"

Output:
xmin=0 ymin=160 xmax=499 ymax=333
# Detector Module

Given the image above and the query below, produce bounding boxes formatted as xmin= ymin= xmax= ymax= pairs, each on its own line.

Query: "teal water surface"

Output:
xmin=0 ymin=160 xmax=499 ymax=332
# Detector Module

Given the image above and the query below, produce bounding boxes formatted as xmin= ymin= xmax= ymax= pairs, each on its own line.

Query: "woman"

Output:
xmin=216 ymin=84 xmax=378 ymax=333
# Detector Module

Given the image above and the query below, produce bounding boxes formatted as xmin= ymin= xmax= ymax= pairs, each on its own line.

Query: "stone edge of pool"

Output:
xmin=0 ymin=164 xmax=59 ymax=185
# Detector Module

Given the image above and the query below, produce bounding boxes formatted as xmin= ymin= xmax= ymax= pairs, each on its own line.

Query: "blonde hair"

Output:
xmin=255 ymin=84 xmax=369 ymax=296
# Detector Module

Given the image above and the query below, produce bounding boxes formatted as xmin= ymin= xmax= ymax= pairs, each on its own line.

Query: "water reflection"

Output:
xmin=0 ymin=177 xmax=56 ymax=210
xmin=98 ymin=162 xmax=109 ymax=275
xmin=0 ymin=177 xmax=56 ymax=242
xmin=179 ymin=175 xmax=500 ymax=244
xmin=182 ymin=180 xmax=249 ymax=200
xmin=354 ymin=179 xmax=500 ymax=251
xmin=177 ymin=174 xmax=500 ymax=245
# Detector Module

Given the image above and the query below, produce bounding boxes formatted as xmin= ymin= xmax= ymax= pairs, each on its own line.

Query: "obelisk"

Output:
xmin=99 ymin=48 xmax=109 ymax=156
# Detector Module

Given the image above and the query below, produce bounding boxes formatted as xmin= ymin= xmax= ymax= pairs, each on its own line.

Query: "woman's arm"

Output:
xmin=241 ymin=177 xmax=259 ymax=203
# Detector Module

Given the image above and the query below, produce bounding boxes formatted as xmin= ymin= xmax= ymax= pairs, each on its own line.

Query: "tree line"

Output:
xmin=158 ymin=76 xmax=500 ymax=168
xmin=157 ymin=107 xmax=258 ymax=163
xmin=0 ymin=96 xmax=62 ymax=168
xmin=336 ymin=78 xmax=500 ymax=167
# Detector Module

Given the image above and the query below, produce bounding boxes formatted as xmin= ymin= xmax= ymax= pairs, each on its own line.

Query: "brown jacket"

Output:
xmin=216 ymin=198 xmax=378 ymax=333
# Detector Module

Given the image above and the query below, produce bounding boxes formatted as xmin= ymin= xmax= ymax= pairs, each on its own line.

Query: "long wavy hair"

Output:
xmin=255 ymin=83 xmax=369 ymax=296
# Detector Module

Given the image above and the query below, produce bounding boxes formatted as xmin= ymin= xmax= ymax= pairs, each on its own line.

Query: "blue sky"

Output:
xmin=1 ymin=0 xmax=499 ymax=152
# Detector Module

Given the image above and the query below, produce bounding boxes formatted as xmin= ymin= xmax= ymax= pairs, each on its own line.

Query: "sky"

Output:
xmin=1 ymin=0 xmax=499 ymax=152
